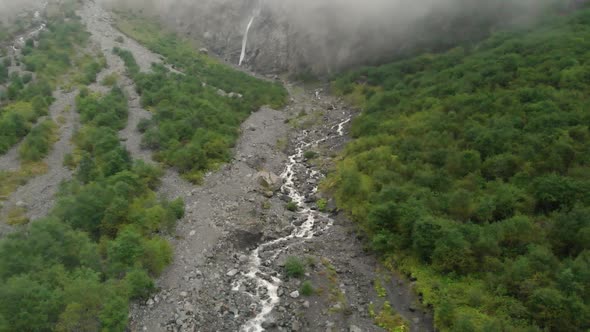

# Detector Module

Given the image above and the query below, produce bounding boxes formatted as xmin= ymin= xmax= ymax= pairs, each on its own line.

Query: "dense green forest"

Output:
xmin=0 ymin=85 xmax=184 ymax=331
xmin=114 ymin=15 xmax=287 ymax=182
xmin=330 ymin=7 xmax=590 ymax=332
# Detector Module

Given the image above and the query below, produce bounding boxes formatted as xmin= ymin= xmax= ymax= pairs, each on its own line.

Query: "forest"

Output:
xmin=0 ymin=85 xmax=184 ymax=331
xmin=329 ymin=7 xmax=590 ymax=332
xmin=0 ymin=8 xmax=183 ymax=329
xmin=114 ymin=14 xmax=287 ymax=182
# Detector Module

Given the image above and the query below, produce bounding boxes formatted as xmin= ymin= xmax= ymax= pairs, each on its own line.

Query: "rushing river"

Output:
xmin=233 ymin=116 xmax=351 ymax=332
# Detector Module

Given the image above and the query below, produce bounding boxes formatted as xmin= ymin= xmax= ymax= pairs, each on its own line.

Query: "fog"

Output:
xmin=1 ymin=0 xmax=567 ymax=72
xmin=0 ymin=0 xmax=39 ymax=22
xmin=99 ymin=0 xmax=564 ymax=73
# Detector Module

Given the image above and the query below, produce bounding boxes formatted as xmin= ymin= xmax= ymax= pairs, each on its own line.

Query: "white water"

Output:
xmin=234 ymin=116 xmax=352 ymax=332
xmin=239 ymin=15 xmax=256 ymax=66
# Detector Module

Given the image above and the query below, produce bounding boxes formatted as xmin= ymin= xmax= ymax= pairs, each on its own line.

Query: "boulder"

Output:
xmin=256 ymin=171 xmax=282 ymax=192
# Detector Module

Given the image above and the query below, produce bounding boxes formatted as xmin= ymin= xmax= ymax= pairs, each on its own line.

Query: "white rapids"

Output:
xmin=239 ymin=15 xmax=256 ymax=66
xmin=233 ymin=115 xmax=352 ymax=332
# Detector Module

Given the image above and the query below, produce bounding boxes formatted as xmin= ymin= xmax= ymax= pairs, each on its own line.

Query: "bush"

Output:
xmin=300 ymin=280 xmax=314 ymax=296
xmin=125 ymin=269 xmax=155 ymax=300
xmin=284 ymin=256 xmax=305 ymax=278
xmin=317 ymin=198 xmax=328 ymax=212
xmin=286 ymin=201 xmax=298 ymax=212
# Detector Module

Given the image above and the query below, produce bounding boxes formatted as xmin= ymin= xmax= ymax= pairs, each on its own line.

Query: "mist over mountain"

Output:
xmin=100 ymin=0 xmax=567 ymax=74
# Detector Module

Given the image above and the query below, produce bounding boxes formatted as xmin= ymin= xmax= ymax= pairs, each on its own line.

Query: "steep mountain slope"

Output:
xmin=329 ymin=7 xmax=590 ymax=331
xmin=102 ymin=0 xmax=569 ymax=75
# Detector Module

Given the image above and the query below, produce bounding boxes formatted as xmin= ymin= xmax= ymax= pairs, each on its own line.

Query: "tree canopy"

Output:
xmin=330 ymin=7 xmax=590 ymax=331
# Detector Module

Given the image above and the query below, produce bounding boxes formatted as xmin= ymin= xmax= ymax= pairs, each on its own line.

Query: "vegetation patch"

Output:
xmin=369 ymin=301 xmax=409 ymax=332
xmin=284 ymin=256 xmax=306 ymax=279
xmin=5 ymin=207 xmax=29 ymax=226
xmin=0 ymin=162 xmax=48 ymax=202
xmin=19 ymin=120 xmax=58 ymax=162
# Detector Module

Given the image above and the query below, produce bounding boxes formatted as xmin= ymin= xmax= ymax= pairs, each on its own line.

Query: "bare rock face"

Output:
xmin=103 ymin=0 xmax=567 ymax=75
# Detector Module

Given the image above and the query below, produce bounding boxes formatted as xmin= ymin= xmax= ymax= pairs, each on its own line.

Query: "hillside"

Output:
xmin=330 ymin=7 xmax=590 ymax=331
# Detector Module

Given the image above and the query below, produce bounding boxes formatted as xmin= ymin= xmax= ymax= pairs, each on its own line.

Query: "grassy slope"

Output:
xmin=329 ymin=8 xmax=590 ymax=332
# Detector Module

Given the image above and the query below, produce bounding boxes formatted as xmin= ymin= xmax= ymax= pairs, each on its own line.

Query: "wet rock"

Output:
xmin=262 ymin=317 xmax=278 ymax=329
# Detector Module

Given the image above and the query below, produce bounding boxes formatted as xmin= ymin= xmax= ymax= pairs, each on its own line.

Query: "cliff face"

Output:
xmin=102 ymin=0 xmax=570 ymax=75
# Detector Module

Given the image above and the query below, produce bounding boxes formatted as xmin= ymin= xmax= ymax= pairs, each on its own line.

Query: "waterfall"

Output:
xmin=239 ymin=15 xmax=256 ymax=66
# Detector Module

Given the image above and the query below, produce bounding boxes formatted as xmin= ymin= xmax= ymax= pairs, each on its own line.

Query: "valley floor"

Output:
xmin=1 ymin=1 xmax=434 ymax=331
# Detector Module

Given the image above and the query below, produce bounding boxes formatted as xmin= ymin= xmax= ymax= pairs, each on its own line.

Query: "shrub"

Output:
xmin=300 ymin=280 xmax=314 ymax=296
xmin=286 ymin=201 xmax=298 ymax=212
xmin=284 ymin=256 xmax=305 ymax=278
xmin=317 ymin=198 xmax=328 ymax=212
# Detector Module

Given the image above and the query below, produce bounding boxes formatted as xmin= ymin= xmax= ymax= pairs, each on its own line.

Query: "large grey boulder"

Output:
xmin=255 ymin=170 xmax=282 ymax=192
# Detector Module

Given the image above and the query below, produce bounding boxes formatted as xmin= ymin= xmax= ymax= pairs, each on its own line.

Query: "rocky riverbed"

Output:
xmin=128 ymin=80 xmax=434 ymax=331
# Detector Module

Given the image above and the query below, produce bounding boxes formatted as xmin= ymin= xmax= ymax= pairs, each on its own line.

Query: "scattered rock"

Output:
xmin=15 ymin=201 xmax=26 ymax=208
xmin=289 ymin=290 xmax=300 ymax=299
xmin=199 ymin=47 xmax=209 ymax=54
xmin=179 ymin=291 xmax=188 ymax=297
xmin=226 ymin=269 xmax=239 ymax=277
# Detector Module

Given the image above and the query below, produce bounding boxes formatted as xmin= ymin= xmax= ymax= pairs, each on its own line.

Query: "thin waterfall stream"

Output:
xmin=239 ymin=15 xmax=256 ymax=66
